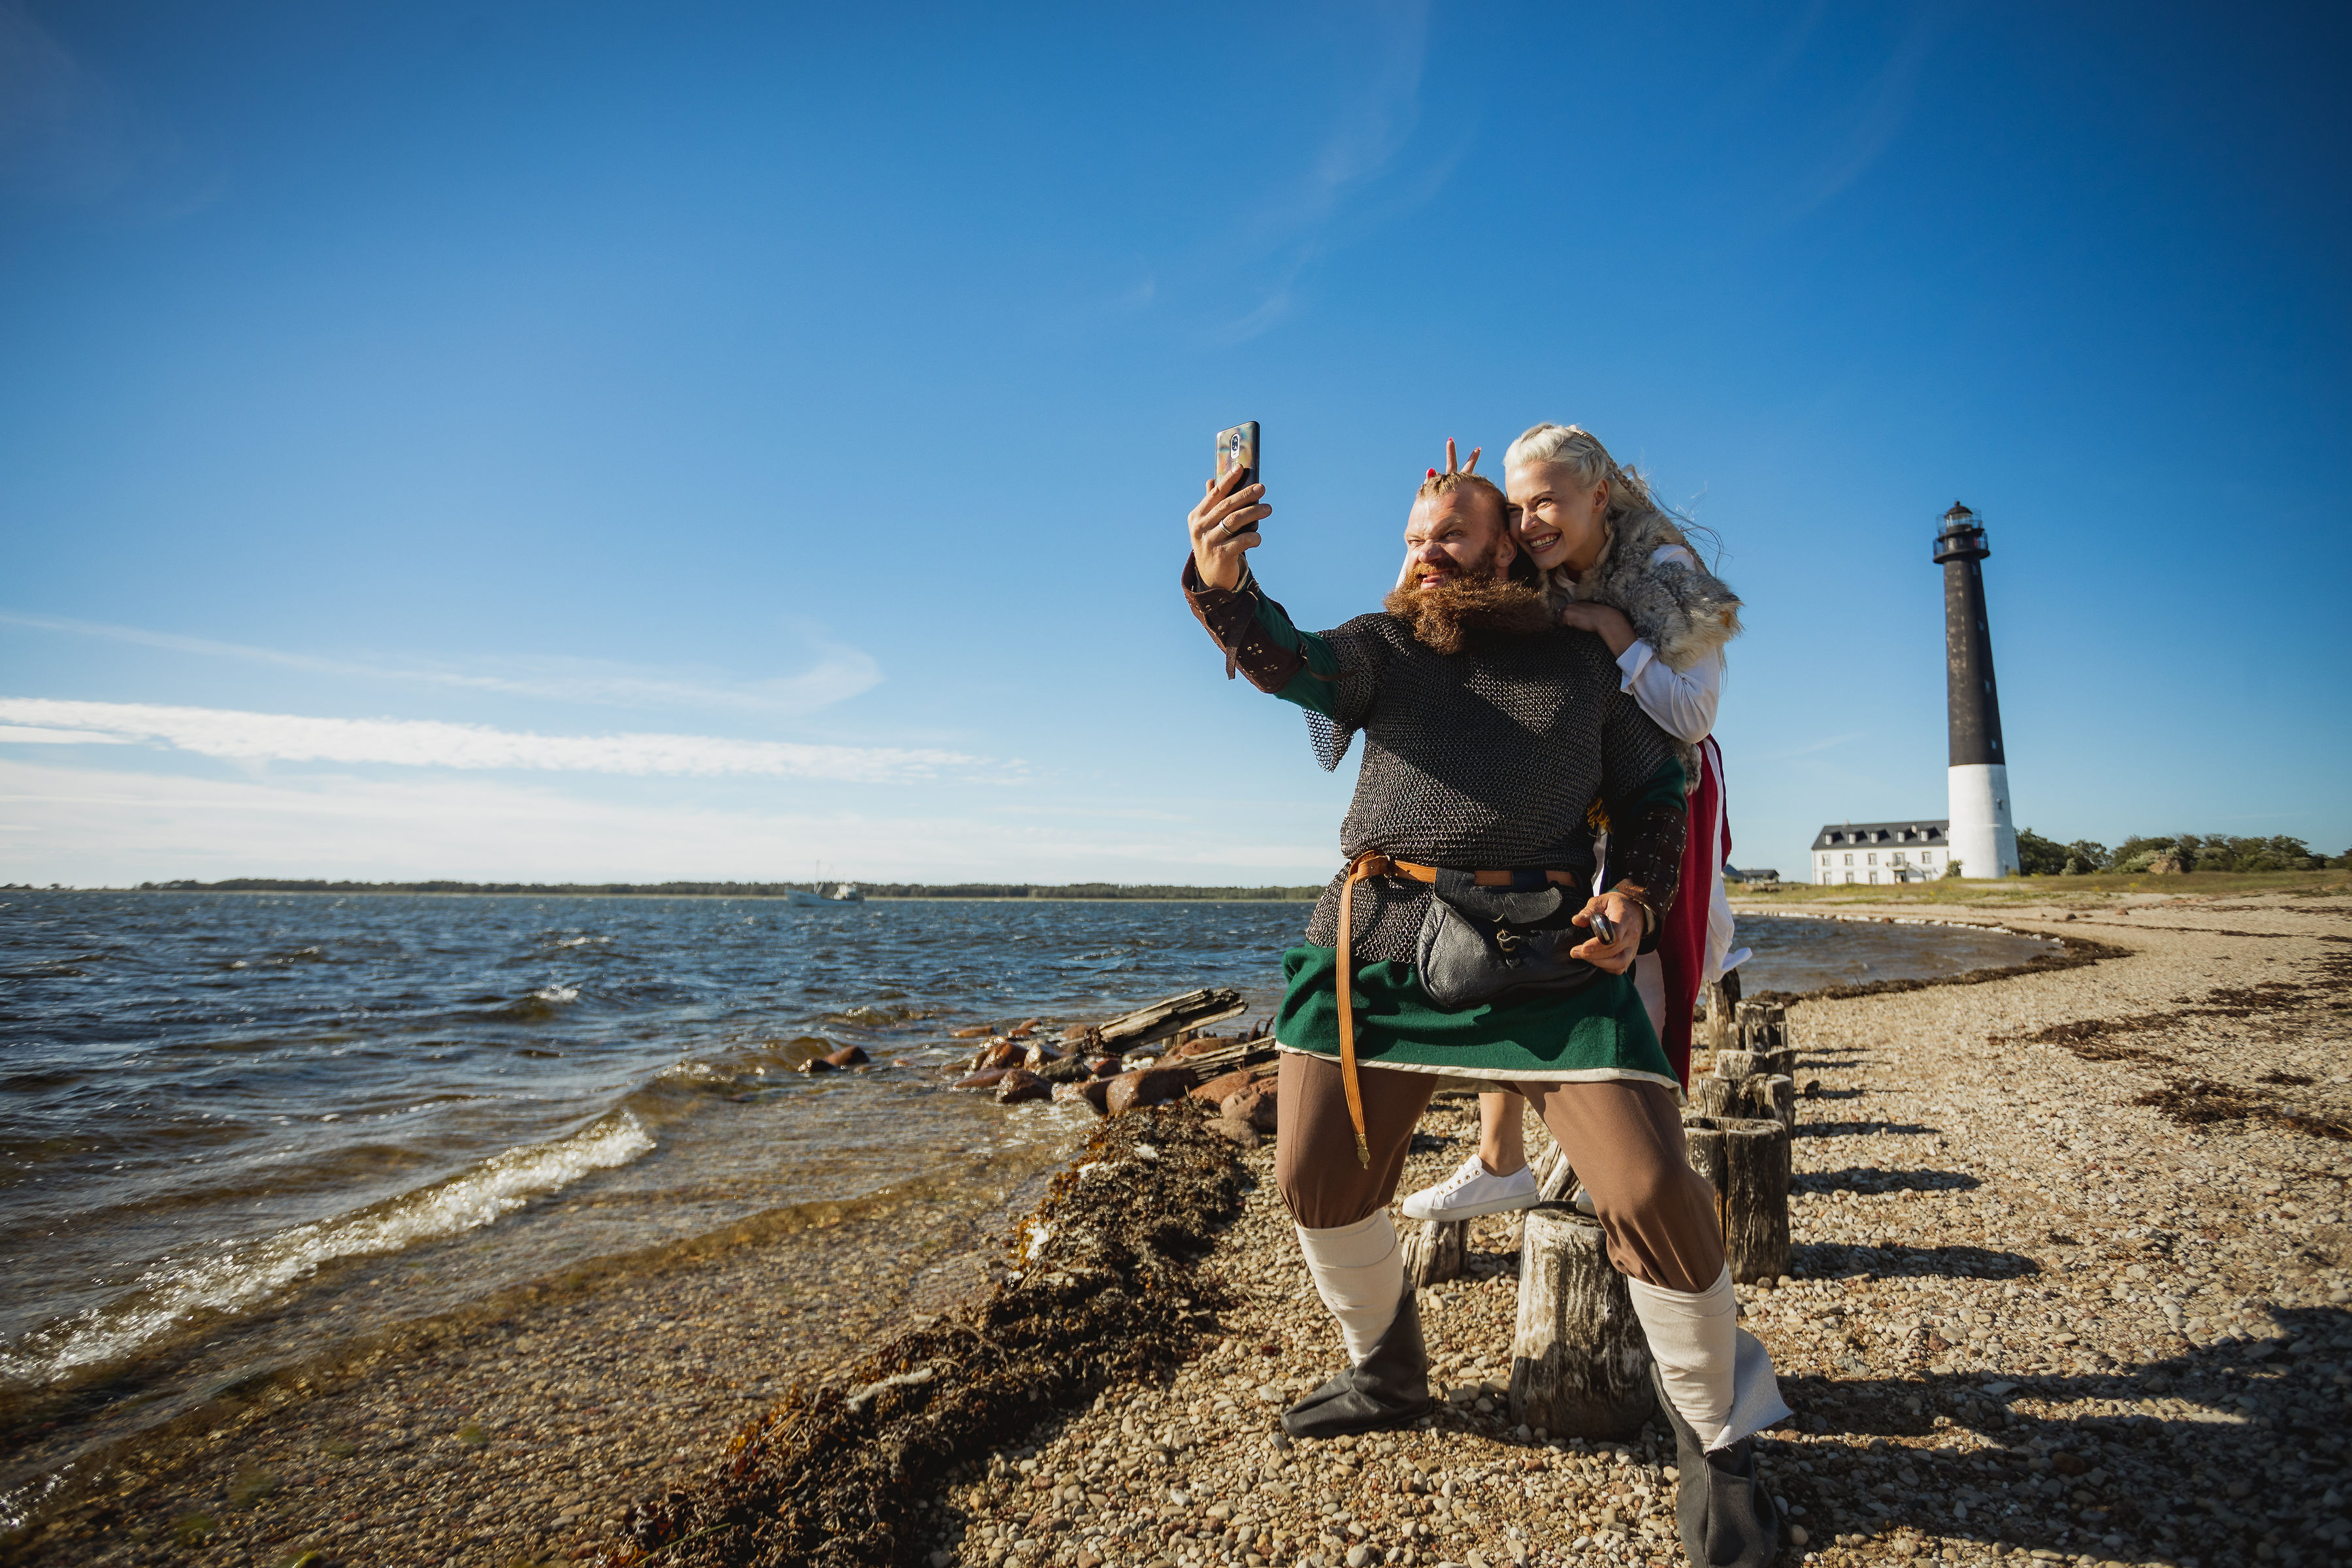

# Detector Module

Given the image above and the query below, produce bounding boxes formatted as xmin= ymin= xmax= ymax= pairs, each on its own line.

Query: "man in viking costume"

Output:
xmin=1182 ymin=461 xmax=1787 ymax=1568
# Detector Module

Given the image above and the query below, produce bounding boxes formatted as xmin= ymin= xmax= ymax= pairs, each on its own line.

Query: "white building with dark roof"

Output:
xmin=1811 ymin=820 xmax=1950 ymax=885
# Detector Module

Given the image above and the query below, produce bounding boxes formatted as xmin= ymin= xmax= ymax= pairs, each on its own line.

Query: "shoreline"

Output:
xmin=9 ymin=890 xmax=2348 ymax=1567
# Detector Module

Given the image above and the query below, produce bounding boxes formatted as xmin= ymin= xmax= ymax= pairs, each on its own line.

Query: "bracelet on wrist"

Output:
xmin=1610 ymin=883 xmax=1656 ymax=933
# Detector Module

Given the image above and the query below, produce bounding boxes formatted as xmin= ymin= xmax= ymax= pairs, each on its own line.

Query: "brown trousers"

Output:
xmin=1273 ymin=1051 xmax=1725 ymax=1294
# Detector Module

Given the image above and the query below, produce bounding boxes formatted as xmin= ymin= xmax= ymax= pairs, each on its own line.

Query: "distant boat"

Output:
xmin=786 ymin=883 xmax=864 ymax=906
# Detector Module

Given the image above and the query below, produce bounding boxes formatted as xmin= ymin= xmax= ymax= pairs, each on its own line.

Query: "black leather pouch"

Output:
xmin=1414 ymin=869 xmax=1604 ymax=1010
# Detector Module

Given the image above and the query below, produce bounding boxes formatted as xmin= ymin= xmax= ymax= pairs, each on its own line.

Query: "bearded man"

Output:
xmin=1181 ymin=462 xmax=1787 ymax=1568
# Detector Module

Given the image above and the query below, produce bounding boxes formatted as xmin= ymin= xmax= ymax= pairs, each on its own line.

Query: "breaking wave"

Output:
xmin=0 ymin=1112 xmax=655 ymax=1388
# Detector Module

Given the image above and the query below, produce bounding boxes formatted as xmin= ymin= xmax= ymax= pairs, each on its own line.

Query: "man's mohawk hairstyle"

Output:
xmin=1414 ymin=468 xmax=1509 ymax=527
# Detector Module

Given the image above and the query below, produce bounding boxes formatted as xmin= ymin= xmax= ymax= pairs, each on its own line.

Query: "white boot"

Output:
xmin=1294 ymin=1212 xmax=1405 ymax=1362
xmin=1625 ymin=1264 xmax=1791 ymax=1448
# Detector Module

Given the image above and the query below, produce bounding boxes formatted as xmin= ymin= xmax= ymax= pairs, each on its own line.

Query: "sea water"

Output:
xmin=0 ymin=892 xmax=2051 ymax=1423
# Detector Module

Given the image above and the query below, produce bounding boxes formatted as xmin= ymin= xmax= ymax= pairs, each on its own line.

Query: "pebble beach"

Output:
xmin=10 ymin=889 xmax=2349 ymax=1568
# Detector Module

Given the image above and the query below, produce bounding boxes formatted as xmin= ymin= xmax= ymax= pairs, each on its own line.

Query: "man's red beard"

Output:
xmin=1382 ymin=572 xmax=1554 ymax=655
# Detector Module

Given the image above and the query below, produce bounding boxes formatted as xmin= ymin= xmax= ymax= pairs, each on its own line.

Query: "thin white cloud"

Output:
xmin=0 ymin=698 xmax=1000 ymax=784
xmin=0 ymin=611 xmax=883 ymax=717
xmin=0 ymin=723 xmax=133 ymax=745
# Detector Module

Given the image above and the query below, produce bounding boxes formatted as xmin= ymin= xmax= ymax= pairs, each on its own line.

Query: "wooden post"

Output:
xmin=1746 ymin=1073 xmax=1796 ymax=1128
xmin=1532 ymin=1143 xmax=1576 ymax=1201
xmin=1402 ymin=1220 xmax=1466 ymax=1287
xmin=1702 ymin=966 xmax=1742 ymax=1054
xmin=1681 ymin=1115 xmax=1791 ymax=1284
xmin=1509 ymin=1206 xmax=1655 ymax=1439
xmin=1736 ymin=1000 xmax=1791 ymax=1054
xmin=1692 ymin=1076 xmax=1738 ymax=1120
xmin=1714 ymin=1049 xmax=1763 ymax=1083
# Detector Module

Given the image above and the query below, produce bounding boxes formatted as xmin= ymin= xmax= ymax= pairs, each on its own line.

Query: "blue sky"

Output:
xmin=3 ymin=1 xmax=2347 ymax=887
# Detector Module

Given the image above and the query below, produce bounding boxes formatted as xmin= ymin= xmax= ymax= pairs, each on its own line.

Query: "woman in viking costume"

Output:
xmin=1181 ymin=459 xmax=1786 ymax=1568
xmin=1403 ymin=425 xmax=1744 ymax=1224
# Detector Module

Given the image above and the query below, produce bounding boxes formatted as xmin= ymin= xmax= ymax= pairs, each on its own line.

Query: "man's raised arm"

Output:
xmin=1180 ymin=467 xmax=1347 ymax=717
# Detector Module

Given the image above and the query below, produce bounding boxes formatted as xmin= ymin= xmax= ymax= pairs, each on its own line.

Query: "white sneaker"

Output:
xmin=1399 ymin=1154 xmax=1540 ymax=1221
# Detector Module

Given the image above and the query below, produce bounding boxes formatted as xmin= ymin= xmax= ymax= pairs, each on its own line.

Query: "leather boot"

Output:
xmin=1652 ymin=1362 xmax=1780 ymax=1567
xmin=1281 ymin=1285 xmax=1433 ymax=1438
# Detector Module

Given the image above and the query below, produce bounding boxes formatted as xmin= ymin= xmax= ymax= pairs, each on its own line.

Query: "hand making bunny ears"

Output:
xmin=1424 ymin=438 xmax=1481 ymax=480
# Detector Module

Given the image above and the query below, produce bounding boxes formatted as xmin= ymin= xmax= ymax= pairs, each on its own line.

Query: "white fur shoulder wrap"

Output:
xmin=1539 ymin=505 xmax=1742 ymax=673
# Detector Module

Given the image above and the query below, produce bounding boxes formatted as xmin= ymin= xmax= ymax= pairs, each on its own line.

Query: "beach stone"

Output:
xmin=1224 ymin=1080 xmax=1279 ymax=1132
xmin=978 ymin=1040 xmax=1024 ymax=1069
xmin=951 ymin=1025 xmax=994 ymax=1039
xmin=796 ymin=1056 xmax=838 ymax=1074
xmin=1213 ymin=1113 xmax=1260 ymax=1149
xmin=823 ymin=1045 xmax=870 ymax=1068
xmin=1191 ymin=1069 xmax=1258 ymax=1106
xmin=996 ymin=1069 xmax=1051 ymax=1105
xmin=954 ymin=1069 xmax=1012 ymax=1090
xmin=1022 ymin=1041 xmax=1064 ymax=1068
xmin=1053 ymin=1079 xmax=1113 ymax=1114
xmin=1105 ymin=1068 xmax=1190 ymax=1116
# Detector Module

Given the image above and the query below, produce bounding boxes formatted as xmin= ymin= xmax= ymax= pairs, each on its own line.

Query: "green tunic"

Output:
xmin=1182 ymin=563 xmax=1687 ymax=1091
xmin=1273 ymin=946 xmax=1678 ymax=1088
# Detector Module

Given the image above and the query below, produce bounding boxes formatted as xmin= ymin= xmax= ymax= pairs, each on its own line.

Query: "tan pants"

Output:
xmin=1273 ymin=1051 xmax=1725 ymax=1294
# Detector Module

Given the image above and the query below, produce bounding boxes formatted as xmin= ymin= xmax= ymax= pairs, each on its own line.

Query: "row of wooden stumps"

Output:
xmin=1402 ymin=1000 xmax=1799 ymax=1439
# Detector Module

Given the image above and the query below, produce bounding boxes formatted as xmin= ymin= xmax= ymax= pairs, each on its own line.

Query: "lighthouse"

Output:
xmin=1934 ymin=503 xmax=2018 ymax=878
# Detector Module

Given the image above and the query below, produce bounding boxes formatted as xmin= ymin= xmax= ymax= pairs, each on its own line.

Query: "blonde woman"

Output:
xmin=1402 ymin=426 xmax=1742 ymax=1222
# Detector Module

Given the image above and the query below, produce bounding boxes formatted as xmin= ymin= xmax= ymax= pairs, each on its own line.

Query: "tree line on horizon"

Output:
xmin=124 ymin=878 xmax=1324 ymax=900
xmin=2011 ymin=830 xmax=2349 ymax=876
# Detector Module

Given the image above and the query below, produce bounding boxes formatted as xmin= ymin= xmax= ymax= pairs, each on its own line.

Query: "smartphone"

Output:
xmin=1587 ymin=907 xmax=1618 ymax=946
xmin=1215 ymin=421 xmax=1260 ymax=496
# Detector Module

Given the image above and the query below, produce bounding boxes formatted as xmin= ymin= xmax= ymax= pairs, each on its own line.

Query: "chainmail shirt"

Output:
xmin=1295 ymin=611 xmax=1684 ymax=966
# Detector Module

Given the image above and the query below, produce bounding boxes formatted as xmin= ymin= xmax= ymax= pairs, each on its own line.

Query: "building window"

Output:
xmin=1843 ymin=853 xmax=1853 ymax=866
xmin=1891 ymin=852 xmax=1906 ymax=865
xmin=1866 ymin=853 xmax=1876 ymax=866
xmin=1919 ymin=851 xmax=1934 ymax=864
xmin=1868 ymin=870 xmax=1880 ymax=884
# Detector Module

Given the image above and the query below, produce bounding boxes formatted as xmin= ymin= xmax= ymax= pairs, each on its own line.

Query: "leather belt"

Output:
xmin=1333 ymin=853 xmax=1582 ymax=1168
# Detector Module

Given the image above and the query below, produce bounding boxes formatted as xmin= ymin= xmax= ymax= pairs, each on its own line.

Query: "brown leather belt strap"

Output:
xmin=1332 ymin=854 xmax=1584 ymax=1170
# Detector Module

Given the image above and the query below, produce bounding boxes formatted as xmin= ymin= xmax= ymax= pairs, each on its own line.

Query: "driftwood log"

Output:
xmin=1509 ymin=1206 xmax=1654 ymax=1439
xmin=1682 ymin=1115 xmax=1791 ymax=1283
xmin=1088 ymin=988 xmax=1247 ymax=1052
xmin=1402 ymin=1220 xmax=1467 ymax=1287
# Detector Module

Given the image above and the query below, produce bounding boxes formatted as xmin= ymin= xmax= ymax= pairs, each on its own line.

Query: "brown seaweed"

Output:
xmin=595 ymin=1105 xmax=1244 ymax=1567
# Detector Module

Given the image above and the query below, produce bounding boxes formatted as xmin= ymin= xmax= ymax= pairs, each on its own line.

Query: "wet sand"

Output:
xmin=12 ymin=889 xmax=2350 ymax=1568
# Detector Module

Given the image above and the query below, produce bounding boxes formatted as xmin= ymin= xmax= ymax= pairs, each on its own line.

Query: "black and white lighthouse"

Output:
xmin=1933 ymin=502 xmax=2018 ymax=877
